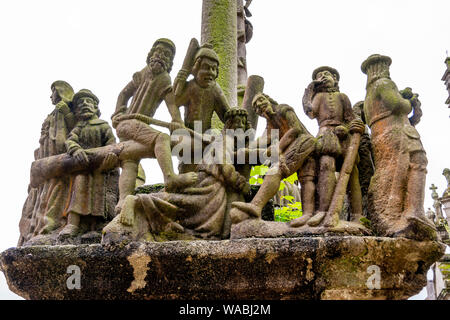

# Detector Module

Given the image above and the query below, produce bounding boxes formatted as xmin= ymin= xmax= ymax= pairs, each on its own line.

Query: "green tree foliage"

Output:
xmin=249 ymin=165 xmax=302 ymax=222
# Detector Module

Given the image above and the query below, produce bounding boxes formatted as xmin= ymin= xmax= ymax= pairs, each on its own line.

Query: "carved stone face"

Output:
xmin=50 ymin=87 xmax=61 ymax=105
xmin=76 ymin=97 xmax=98 ymax=120
xmin=253 ymin=94 xmax=273 ymax=117
xmin=315 ymin=70 xmax=337 ymax=88
xmin=194 ymin=57 xmax=218 ymax=88
xmin=229 ymin=114 xmax=247 ymax=130
xmin=148 ymin=43 xmax=173 ymax=75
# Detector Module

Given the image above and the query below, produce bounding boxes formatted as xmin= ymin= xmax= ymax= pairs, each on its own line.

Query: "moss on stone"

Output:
xmin=134 ymin=183 xmax=165 ymax=195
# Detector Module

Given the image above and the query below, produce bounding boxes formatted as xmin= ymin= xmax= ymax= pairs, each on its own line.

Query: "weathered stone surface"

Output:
xmin=1 ymin=237 xmax=445 ymax=300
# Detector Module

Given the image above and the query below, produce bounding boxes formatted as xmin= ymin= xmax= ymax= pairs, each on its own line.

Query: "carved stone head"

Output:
xmin=252 ymin=93 xmax=277 ymax=117
xmin=312 ymin=66 xmax=340 ymax=90
xmin=72 ymin=89 xmax=100 ymax=120
xmin=50 ymin=80 xmax=74 ymax=105
xmin=146 ymin=38 xmax=176 ymax=74
xmin=192 ymin=44 xmax=219 ymax=88
xmin=224 ymin=107 xmax=252 ymax=131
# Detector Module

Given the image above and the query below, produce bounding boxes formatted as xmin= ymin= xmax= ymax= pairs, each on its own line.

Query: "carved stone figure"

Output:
xmin=18 ymin=81 xmax=75 ymax=245
xmin=302 ymin=66 xmax=365 ymax=226
xmin=229 ymin=93 xmax=317 ymax=226
xmin=174 ymin=41 xmax=231 ymax=132
xmin=352 ymin=101 xmax=374 ymax=218
xmin=102 ymin=108 xmax=252 ymax=243
xmin=430 ymin=184 xmax=444 ymax=222
xmin=173 ymin=41 xmax=232 ymax=172
xmin=426 ymin=208 xmax=436 ymax=225
xmin=361 ymin=54 xmax=436 ymax=240
xmin=58 ymin=89 xmax=119 ymax=239
xmin=443 ymin=168 xmax=450 ymax=197
xmin=111 ymin=38 xmax=197 ymax=213
xmin=237 ymin=0 xmax=253 ymax=86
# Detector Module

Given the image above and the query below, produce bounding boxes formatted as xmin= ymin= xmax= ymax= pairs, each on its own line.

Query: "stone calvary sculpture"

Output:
xmin=1 ymin=2 xmax=446 ymax=301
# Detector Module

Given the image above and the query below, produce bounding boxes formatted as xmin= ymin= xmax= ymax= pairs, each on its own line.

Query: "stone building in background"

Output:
xmin=425 ymin=57 xmax=450 ymax=300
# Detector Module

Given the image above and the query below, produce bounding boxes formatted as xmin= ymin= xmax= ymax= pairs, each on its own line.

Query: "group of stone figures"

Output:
xmin=19 ymin=38 xmax=438 ymax=246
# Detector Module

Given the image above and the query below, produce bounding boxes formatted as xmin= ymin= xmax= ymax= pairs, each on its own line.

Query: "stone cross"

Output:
xmin=430 ymin=184 xmax=439 ymax=200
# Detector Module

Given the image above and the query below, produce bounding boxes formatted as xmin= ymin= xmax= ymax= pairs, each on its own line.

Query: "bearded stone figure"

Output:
xmin=111 ymin=38 xmax=197 ymax=215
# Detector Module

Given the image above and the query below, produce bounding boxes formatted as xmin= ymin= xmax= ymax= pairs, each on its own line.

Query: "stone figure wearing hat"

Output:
xmin=361 ymin=54 xmax=436 ymax=240
xmin=18 ymin=81 xmax=76 ymax=245
xmin=302 ymin=66 xmax=365 ymax=226
xmin=173 ymin=41 xmax=231 ymax=173
xmin=59 ymin=89 xmax=118 ymax=238
xmin=111 ymin=38 xmax=198 ymax=214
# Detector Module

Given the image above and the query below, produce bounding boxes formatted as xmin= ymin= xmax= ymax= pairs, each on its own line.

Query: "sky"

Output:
xmin=0 ymin=0 xmax=449 ymax=300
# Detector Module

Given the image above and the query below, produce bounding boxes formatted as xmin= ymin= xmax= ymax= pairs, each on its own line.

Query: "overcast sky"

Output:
xmin=1 ymin=0 xmax=449 ymax=300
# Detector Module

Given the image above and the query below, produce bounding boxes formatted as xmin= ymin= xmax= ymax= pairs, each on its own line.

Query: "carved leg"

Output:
xmin=318 ymin=155 xmax=336 ymax=212
xmin=116 ymin=159 xmax=139 ymax=214
xmin=394 ymin=152 xmax=436 ymax=240
xmin=307 ymin=155 xmax=335 ymax=226
xmin=58 ymin=212 xmax=80 ymax=238
xmin=403 ymin=152 xmax=432 ymax=225
xmin=230 ymin=167 xmax=283 ymax=224
xmin=154 ymin=133 xmax=197 ymax=192
xmin=119 ymin=195 xmax=138 ymax=226
xmin=290 ymin=159 xmax=316 ymax=228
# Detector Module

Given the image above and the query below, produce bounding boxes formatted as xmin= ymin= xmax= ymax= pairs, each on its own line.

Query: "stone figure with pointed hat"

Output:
xmin=361 ymin=54 xmax=436 ymax=240
xmin=111 ymin=38 xmax=198 ymax=214
xmin=58 ymin=89 xmax=119 ymax=239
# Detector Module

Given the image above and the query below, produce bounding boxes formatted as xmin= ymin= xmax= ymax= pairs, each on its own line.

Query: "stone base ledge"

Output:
xmin=0 ymin=237 xmax=445 ymax=300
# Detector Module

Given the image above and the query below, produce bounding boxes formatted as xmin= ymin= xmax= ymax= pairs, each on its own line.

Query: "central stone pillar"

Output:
xmin=201 ymin=0 xmax=238 ymax=129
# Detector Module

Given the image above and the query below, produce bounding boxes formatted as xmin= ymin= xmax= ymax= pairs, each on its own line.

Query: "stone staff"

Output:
xmin=173 ymin=38 xmax=200 ymax=97
xmin=324 ymin=132 xmax=361 ymax=227
xmin=242 ymin=75 xmax=264 ymax=130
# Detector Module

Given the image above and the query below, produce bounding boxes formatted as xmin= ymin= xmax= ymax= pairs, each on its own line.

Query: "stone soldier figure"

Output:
xmin=59 ymin=89 xmax=118 ymax=238
xmin=302 ymin=66 xmax=365 ymax=226
xmin=361 ymin=54 xmax=436 ymax=240
xmin=19 ymin=81 xmax=76 ymax=245
xmin=111 ymin=38 xmax=197 ymax=213
xmin=229 ymin=93 xmax=317 ymax=226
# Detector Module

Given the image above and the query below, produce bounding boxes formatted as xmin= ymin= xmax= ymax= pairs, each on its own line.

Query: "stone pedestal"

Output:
xmin=0 ymin=237 xmax=445 ymax=300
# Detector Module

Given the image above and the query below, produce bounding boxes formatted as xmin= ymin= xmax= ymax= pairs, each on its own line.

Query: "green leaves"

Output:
xmin=274 ymin=196 xmax=303 ymax=222
xmin=249 ymin=165 xmax=302 ymax=222
xmin=249 ymin=165 xmax=270 ymax=185
xmin=250 ymin=165 xmax=269 ymax=177
xmin=284 ymin=172 xmax=298 ymax=184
